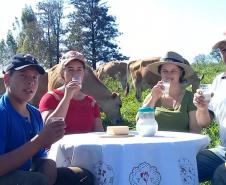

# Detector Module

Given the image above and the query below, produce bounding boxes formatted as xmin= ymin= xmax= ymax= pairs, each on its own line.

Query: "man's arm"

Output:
xmin=0 ymin=136 xmax=42 ymax=176
xmin=196 ymin=108 xmax=212 ymax=127
xmin=0 ymin=121 xmax=65 ymax=176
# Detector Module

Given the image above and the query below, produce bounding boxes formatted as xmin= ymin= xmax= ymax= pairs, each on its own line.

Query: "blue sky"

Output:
xmin=1 ymin=0 xmax=226 ymax=63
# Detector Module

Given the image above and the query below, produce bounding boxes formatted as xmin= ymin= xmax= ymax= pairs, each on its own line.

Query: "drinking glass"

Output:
xmin=162 ymin=80 xmax=170 ymax=95
xmin=49 ymin=117 xmax=65 ymax=124
xmin=72 ymin=75 xmax=82 ymax=88
xmin=199 ymin=84 xmax=213 ymax=102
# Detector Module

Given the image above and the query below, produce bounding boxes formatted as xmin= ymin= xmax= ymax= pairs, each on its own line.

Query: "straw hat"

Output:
xmin=147 ymin=51 xmax=194 ymax=78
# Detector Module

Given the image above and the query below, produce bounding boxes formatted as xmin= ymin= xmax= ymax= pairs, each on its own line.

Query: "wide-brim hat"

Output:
xmin=3 ymin=53 xmax=45 ymax=74
xmin=147 ymin=51 xmax=194 ymax=79
xmin=61 ymin=50 xmax=86 ymax=68
xmin=212 ymin=39 xmax=226 ymax=50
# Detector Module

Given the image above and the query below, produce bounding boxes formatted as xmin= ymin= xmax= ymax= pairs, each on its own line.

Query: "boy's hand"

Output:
xmin=36 ymin=119 xmax=66 ymax=148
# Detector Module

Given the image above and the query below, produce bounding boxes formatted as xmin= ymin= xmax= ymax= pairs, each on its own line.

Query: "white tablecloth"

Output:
xmin=48 ymin=131 xmax=210 ymax=185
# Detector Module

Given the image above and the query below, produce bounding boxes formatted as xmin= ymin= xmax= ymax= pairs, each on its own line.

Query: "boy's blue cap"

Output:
xmin=3 ymin=53 xmax=45 ymax=74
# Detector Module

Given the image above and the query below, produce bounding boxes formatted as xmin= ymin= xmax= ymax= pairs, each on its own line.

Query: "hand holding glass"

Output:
xmin=72 ymin=75 xmax=82 ymax=88
xmin=199 ymin=84 xmax=213 ymax=102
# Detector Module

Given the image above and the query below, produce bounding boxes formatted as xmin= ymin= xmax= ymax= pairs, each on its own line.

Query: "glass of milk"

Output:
xmin=162 ymin=80 xmax=170 ymax=95
xmin=199 ymin=84 xmax=213 ymax=103
xmin=72 ymin=75 xmax=82 ymax=89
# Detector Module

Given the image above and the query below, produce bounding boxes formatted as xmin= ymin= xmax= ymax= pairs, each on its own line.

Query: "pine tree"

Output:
xmin=0 ymin=40 xmax=10 ymax=68
xmin=16 ymin=5 xmax=48 ymax=68
xmin=6 ymin=31 xmax=17 ymax=56
xmin=67 ymin=0 xmax=129 ymax=69
xmin=37 ymin=0 xmax=65 ymax=67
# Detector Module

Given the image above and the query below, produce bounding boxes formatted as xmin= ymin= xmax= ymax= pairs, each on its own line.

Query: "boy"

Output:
xmin=0 ymin=53 xmax=93 ymax=185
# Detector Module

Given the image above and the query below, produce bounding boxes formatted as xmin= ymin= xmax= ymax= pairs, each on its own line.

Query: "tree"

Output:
xmin=68 ymin=0 xmax=129 ymax=69
xmin=0 ymin=31 xmax=17 ymax=70
xmin=0 ymin=39 xmax=10 ymax=68
xmin=194 ymin=54 xmax=206 ymax=63
xmin=210 ymin=48 xmax=222 ymax=62
xmin=6 ymin=30 xmax=17 ymax=56
xmin=16 ymin=5 xmax=49 ymax=68
xmin=37 ymin=0 xmax=65 ymax=67
xmin=194 ymin=50 xmax=222 ymax=64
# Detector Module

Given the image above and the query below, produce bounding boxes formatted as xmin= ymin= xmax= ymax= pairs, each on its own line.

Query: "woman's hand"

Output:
xmin=64 ymin=80 xmax=81 ymax=100
xmin=151 ymin=81 xmax=164 ymax=101
xmin=143 ymin=81 xmax=164 ymax=107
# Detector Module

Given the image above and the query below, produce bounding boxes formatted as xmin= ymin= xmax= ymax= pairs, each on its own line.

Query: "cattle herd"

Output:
xmin=0 ymin=58 xmax=202 ymax=124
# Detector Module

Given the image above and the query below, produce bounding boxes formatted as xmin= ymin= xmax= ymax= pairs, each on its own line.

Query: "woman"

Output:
xmin=39 ymin=50 xmax=104 ymax=134
xmin=138 ymin=51 xmax=200 ymax=133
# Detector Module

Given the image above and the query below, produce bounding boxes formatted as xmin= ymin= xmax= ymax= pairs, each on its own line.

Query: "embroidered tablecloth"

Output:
xmin=48 ymin=131 xmax=210 ymax=185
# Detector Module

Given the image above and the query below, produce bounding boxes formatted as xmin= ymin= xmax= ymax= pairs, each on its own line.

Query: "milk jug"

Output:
xmin=136 ymin=107 xmax=158 ymax=136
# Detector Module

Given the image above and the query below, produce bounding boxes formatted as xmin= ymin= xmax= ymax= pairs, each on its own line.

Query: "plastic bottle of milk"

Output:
xmin=136 ymin=107 xmax=158 ymax=137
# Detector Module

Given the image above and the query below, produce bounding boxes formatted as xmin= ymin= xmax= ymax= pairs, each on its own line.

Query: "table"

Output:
xmin=48 ymin=131 xmax=210 ymax=185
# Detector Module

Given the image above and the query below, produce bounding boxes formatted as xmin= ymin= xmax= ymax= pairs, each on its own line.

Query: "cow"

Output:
xmin=126 ymin=57 xmax=203 ymax=101
xmin=95 ymin=61 xmax=128 ymax=91
xmin=48 ymin=64 xmax=123 ymax=124
xmin=0 ymin=73 xmax=48 ymax=106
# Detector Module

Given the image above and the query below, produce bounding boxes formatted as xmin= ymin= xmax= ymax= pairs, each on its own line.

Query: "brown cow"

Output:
xmin=48 ymin=64 xmax=123 ymax=124
xmin=0 ymin=73 xmax=48 ymax=107
xmin=127 ymin=57 xmax=202 ymax=101
xmin=96 ymin=61 xmax=128 ymax=90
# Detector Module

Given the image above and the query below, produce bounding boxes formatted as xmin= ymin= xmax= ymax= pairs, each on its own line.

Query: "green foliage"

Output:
xmin=200 ymin=182 xmax=211 ymax=185
xmin=201 ymin=121 xmax=220 ymax=148
xmin=192 ymin=61 xmax=225 ymax=83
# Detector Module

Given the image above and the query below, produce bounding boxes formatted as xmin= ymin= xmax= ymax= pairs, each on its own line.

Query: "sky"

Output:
xmin=0 ymin=0 xmax=226 ymax=63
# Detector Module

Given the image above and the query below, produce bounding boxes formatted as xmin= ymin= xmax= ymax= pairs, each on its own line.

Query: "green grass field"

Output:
xmin=100 ymin=61 xmax=225 ymax=185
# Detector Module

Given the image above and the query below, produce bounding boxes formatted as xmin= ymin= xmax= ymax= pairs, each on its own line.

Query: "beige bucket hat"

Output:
xmin=147 ymin=51 xmax=194 ymax=78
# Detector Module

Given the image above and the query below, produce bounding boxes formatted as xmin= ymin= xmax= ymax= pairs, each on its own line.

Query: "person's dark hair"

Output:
xmin=158 ymin=62 xmax=185 ymax=83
